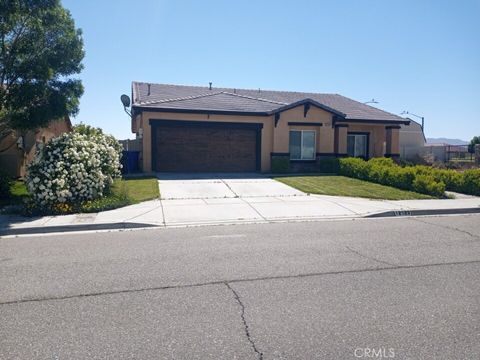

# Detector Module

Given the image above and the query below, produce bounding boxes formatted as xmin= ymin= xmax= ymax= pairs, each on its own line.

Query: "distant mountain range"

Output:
xmin=426 ymin=138 xmax=468 ymax=145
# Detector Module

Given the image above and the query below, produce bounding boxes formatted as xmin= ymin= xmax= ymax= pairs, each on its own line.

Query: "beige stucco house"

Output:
xmin=130 ymin=82 xmax=410 ymax=173
xmin=0 ymin=117 xmax=72 ymax=177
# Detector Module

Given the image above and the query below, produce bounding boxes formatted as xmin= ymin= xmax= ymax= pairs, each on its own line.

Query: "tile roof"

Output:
xmin=132 ymin=82 xmax=408 ymax=123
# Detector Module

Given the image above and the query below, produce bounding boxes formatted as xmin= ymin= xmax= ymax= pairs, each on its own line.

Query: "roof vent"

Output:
xmin=209 ymin=82 xmax=212 ymax=90
xmin=147 ymin=83 xmax=151 ymax=96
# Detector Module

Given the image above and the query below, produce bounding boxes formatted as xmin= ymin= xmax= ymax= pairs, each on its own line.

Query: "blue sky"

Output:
xmin=62 ymin=0 xmax=480 ymax=141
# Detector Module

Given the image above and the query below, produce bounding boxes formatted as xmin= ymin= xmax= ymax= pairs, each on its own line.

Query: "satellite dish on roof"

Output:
xmin=120 ymin=94 xmax=131 ymax=108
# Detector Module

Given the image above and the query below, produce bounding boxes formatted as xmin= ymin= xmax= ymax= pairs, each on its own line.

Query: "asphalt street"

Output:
xmin=1 ymin=215 xmax=479 ymax=359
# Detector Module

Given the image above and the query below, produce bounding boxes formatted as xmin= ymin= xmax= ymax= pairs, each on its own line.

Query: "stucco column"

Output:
xmin=142 ymin=120 xmax=152 ymax=172
xmin=385 ymin=126 xmax=400 ymax=158
xmin=334 ymin=124 xmax=348 ymax=156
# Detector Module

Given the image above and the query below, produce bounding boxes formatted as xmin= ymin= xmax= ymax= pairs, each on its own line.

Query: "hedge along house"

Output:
xmin=130 ymin=82 xmax=410 ymax=173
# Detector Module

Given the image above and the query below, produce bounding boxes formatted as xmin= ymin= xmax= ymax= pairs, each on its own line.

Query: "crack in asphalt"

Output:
xmin=1 ymin=259 xmax=479 ymax=307
xmin=344 ymin=245 xmax=397 ymax=267
xmin=411 ymin=218 xmax=480 ymax=242
xmin=225 ymin=282 xmax=263 ymax=360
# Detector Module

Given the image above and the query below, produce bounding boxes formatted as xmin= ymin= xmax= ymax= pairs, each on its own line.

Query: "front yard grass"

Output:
xmin=275 ymin=175 xmax=433 ymax=200
xmin=113 ymin=177 xmax=160 ymax=203
xmin=62 ymin=177 xmax=160 ymax=213
xmin=0 ymin=177 xmax=160 ymax=214
xmin=0 ymin=180 xmax=29 ymax=208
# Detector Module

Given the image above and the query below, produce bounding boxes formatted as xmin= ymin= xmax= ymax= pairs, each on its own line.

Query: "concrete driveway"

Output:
xmin=157 ymin=173 xmax=304 ymax=200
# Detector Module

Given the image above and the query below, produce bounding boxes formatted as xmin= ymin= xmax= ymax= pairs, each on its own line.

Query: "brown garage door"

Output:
xmin=153 ymin=121 xmax=260 ymax=172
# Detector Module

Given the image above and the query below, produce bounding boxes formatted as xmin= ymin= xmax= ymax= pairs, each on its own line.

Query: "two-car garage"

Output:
xmin=151 ymin=120 xmax=262 ymax=172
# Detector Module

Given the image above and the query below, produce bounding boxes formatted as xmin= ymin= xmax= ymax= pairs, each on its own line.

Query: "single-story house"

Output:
xmin=0 ymin=117 xmax=72 ymax=177
xmin=130 ymin=82 xmax=410 ymax=173
xmin=399 ymin=118 xmax=426 ymax=160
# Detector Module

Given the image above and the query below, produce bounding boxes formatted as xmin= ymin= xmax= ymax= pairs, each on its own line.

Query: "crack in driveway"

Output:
xmin=219 ymin=178 xmax=240 ymax=198
xmin=225 ymin=282 xmax=263 ymax=360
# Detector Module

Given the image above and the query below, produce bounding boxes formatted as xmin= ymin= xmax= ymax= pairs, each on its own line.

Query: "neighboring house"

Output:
xmin=421 ymin=142 xmax=471 ymax=163
xmin=130 ymin=82 xmax=410 ymax=173
xmin=0 ymin=117 xmax=72 ymax=177
xmin=399 ymin=118 xmax=426 ymax=160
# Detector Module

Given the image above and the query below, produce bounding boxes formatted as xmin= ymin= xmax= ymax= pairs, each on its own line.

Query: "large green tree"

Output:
xmin=0 ymin=0 xmax=84 ymax=138
xmin=468 ymin=136 xmax=480 ymax=153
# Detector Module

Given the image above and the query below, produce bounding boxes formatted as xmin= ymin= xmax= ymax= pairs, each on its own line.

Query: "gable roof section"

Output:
xmin=272 ymin=98 xmax=346 ymax=118
xmin=132 ymin=82 xmax=409 ymax=124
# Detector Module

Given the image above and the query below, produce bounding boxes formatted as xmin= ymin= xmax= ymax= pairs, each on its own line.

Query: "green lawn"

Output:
xmin=70 ymin=177 xmax=160 ymax=213
xmin=0 ymin=180 xmax=29 ymax=207
xmin=111 ymin=177 xmax=160 ymax=203
xmin=275 ymin=175 xmax=433 ymax=200
xmin=0 ymin=177 xmax=160 ymax=214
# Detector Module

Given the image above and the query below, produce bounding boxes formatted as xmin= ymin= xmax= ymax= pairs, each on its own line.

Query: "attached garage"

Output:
xmin=151 ymin=120 xmax=262 ymax=172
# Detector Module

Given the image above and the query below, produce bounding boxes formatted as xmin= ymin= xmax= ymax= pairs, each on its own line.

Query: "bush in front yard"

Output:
xmin=74 ymin=124 xmax=123 ymax=179
xmin=339 ymin=157 xmax=480 ymax=197
xmin=318 ymin=158 xmax=339 ymax=173
xmin=339 ymin=157 xmax=446 ymax=197
xmin=271 ymin=157 xmax=290 ymax=173
xmin=26 ymin=128 xmax=122 ymax=209
xmin=412 ymin=174 xmax=446 ymax=197
xmin=461 ymin=169 xmax=480 ymax=196
xmin=339 ymin=157 xmax=370 ymax=179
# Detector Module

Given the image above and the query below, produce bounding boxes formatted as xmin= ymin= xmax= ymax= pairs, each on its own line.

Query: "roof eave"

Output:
xmin=131 ymin=104 xmax=410 ymax=125
xmin=337 ymin=118 xmax=411 ymax=125
xmin=131 ymin=105 xmax=272 ymax=117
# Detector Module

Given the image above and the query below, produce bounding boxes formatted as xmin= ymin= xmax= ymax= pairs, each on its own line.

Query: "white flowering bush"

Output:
xmin=26 ymin=126 xmax=122 ymax=209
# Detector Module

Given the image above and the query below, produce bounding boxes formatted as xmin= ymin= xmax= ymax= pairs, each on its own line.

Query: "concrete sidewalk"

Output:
xmin=1 ymin=191 xmax=480 ymax=236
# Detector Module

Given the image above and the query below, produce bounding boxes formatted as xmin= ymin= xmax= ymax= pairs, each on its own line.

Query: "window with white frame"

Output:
xmin=289 ymin=130 xmax=316 ymax=160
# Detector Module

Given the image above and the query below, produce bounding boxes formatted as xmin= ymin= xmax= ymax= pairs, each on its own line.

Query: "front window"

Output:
xmin=289 ymin=130 xmax=315 ymax=160
xmin=347 ymin=133 xmax=368 ymax=158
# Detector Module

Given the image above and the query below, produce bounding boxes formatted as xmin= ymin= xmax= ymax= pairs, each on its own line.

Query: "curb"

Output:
xmin=366 ymin=207 xmax=480 ymax=218
xmin=2 ymin=208 xmax=479 ymax=236
xmin=0 ymin=222 xmax=158 ymax=236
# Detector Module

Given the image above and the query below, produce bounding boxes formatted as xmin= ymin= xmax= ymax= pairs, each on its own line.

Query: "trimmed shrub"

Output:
xmin=339 ymin=157 xmax=480 ymax=197
xmin=339 ymin=157 xmax=369 ymax=179
xmin=339 ymin=157 xmax=446 ymax=197
xmin=409 ymin=166 xmax=479 ymax=195
xmin=461 ymin=169 xmax=480 ymax=196
xmin=412 ymin=175 xmax=446 ymax=197
xmin=271 ymin=158 xmax=290 ymax=173
xmin=26 ymin=127 xmax=122 ymax=209
xmin=384 ymin=166 xmax=416 ymax=190
xmin=318 ymin=158 xmax=339 ymax=173
xmin=368 ymin=157 xmax=396 ymax=167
